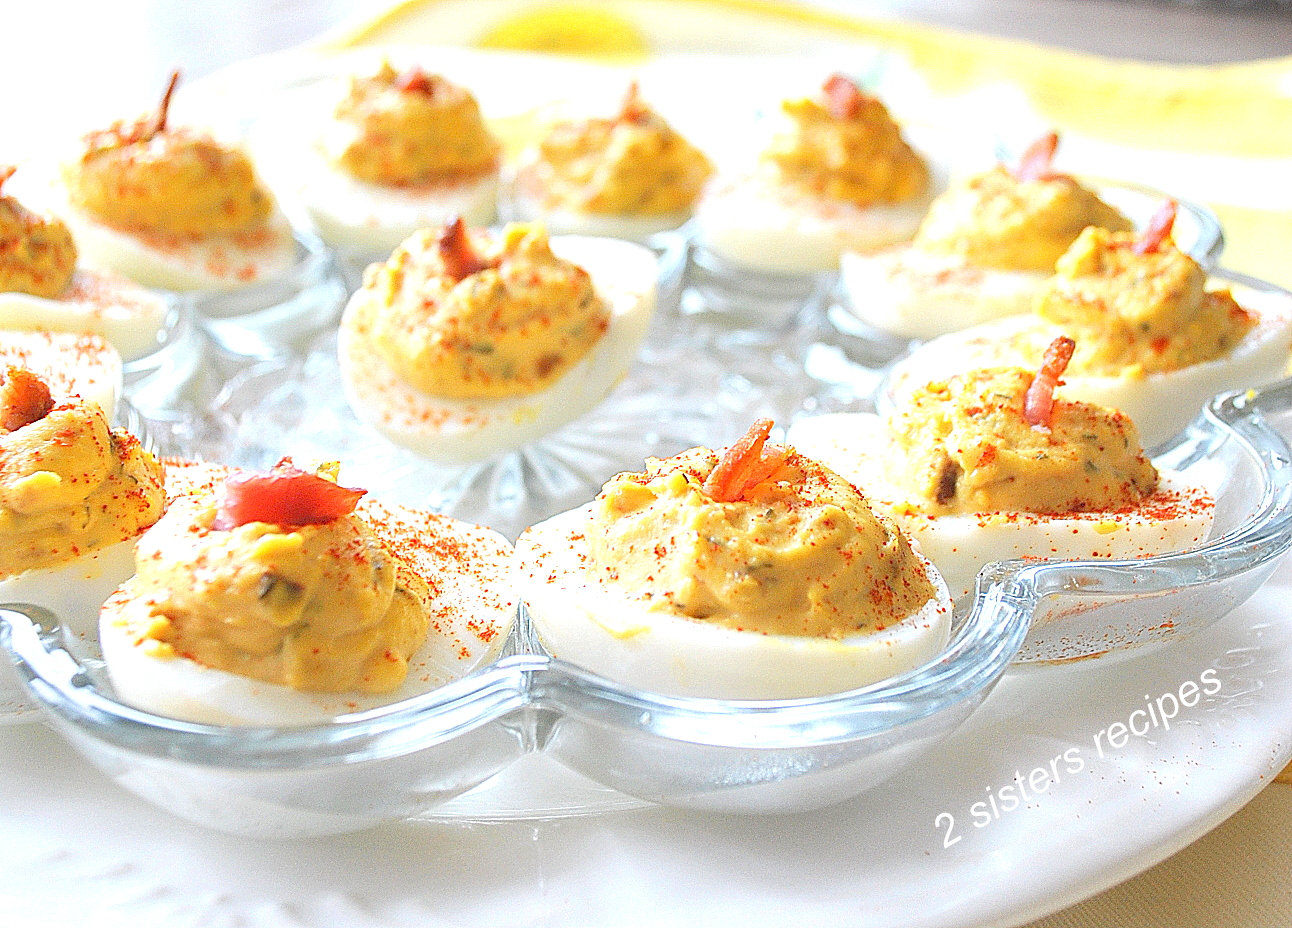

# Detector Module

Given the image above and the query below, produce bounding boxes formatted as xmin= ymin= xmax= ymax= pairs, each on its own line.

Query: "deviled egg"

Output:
xmin=0 ymin=366 xmax=165 ymax=622
xmin=0 ymin=165 xmax=169 ymax=361
xmin=516 ymin=419 xmax=952 ymax=698
xmin=840 ymin=131 xmax=1133 ymax=340
xmin=274 ymin=60 xmax=502 ymax=260
xmin=790 ymin=338 xmax=1215 ymax=600
xmin=505 ymin=80 xmax=714 ymax=242
xmin=99 ymin=459 xmax=517 ymax=726
xmin=883 ymin=202 xmax=1292 ymax=448
xmin=338 ymin=217 xmax=656 ymax=464
xmin=19 ymin=72 xmax=296 ymax=293
xmin=694 ymin=72 xmax=938 ymax=275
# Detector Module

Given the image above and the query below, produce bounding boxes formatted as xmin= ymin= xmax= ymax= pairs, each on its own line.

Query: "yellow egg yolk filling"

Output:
xmin=0 ymin=188 xmax=78 ymax=299
xmin=360 ymin=222 xmax=609 ymax=400
xmin=912 ymin=165 xmax=1132 ymax=272
xmin=527 ymin=88 xmax=713 ymax=216
xmin=114 ymin=492 xmax=431 ymax=694
xmin=586 ymin=445 xmax=936 ymax=639
xmin=66 ymin=119 xmax=272 ymax=237
xmin=329 ymin=61 xmax=500 ymax=187
xmin=761 ymin=92 xmax=928 ymax=208
xmin=888 ymin=367 xmax=1158 ymax=516
xmin=1035 ymin=226 xmax=1255 ymax=376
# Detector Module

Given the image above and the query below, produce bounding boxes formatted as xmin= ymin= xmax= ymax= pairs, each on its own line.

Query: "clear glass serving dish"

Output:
xmin=0 ymin=45 xmax=1265 ymax=839
xmin=1 ymin=377 xmax=1289 ymax=838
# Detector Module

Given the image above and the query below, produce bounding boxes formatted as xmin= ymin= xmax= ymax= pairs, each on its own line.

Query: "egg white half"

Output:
xmin=0 ymin=536 xmax=139 ymax=630
xmin=64 ymin=202 xmax=299 ymax=294
xmin=786 ymin=412 xmax=1216 ymax=601
xmin=693 ymin=173 xmax=934 ymax=276
xmin=516 ymin=504 xmax=953 ymax=700
xmin=0 ymin=269 xmax=170 ymax=361
xmin=881 ymin=286 xmax=1292 ymax=449
xmin=99 ymin=495 xmax=518 ymax=727
xmin=0 ymin=329 xmax=121 ymax=416
xmin=840 ymin=246 xmax=1045 ymax=340
xmin=295 ymin=148 xmax=500 ymax=260
xmin=338 ymin=234 xmax=657 ymax=464
xmin=691 ymin=146 xmax=948 ymax=277
xmin=0 ymin=537 xmax=145 ymax=722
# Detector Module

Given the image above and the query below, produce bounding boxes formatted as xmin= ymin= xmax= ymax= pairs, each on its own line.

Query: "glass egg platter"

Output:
xmin=0 ymin=46 xmax=1286 ymax=839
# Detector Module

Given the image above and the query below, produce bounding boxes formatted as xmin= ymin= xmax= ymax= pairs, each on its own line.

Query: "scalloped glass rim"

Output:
xmin=0 ymin=373 xmax=1289 ymax=828
xmin=997 ymin=365 xmax=1292 ymax=662
xmin=0 ymin=560 xmax=1027 ymax=759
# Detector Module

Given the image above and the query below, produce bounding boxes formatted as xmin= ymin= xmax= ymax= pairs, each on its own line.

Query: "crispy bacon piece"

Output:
xmin=0 ymin=165 xmax=15 ymax=192
xmin=1134 ymin=200 xmax=1177 ymax=255
xmin=395 ymin=65 xmax=441 ymax=96
xmin=437 ymin=216 xmax=492 ymax=282
xmin=152 ymin=69 xmax=181 ymax=138
xmin=214 ymin=459 xmax=367 ymax=531
xmin=703 ymin=418 xmax=791 ymax=503
xmin=617 ymin=80 xmax=651 ymax=125
xmin=0 ymin=367 xmax=54 ymax=433
xmin=83 ymin=70 xmax=182 ymax=151
xmin=823 ymin=72 xmax=867 ymax=120
xmin=1011 ymin=131 xmax=1059 ymax=182
xmin=1024 ymin=336 xmax=1076 ymax=431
